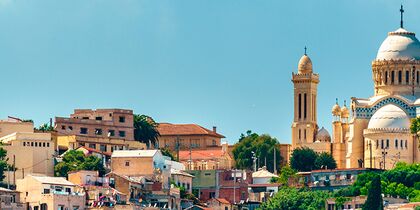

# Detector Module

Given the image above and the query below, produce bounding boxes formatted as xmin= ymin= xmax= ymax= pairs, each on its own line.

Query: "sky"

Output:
xmin=0 ymin=0 xmax=419 ymax=145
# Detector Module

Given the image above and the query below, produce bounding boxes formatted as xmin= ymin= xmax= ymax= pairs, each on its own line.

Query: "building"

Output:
xmin=157 ymin=123 xmax=225 ymax=150
xmin=178 ymin=143 xmax=233 ymax=170
xmin=291 ymin=7 xmax=420 ymax=170
xmin=207 ymin=198 xmax=232 ymax=210
xmin=0 ymin=187 xmax=25 ymax=210
xmin=56 ymin=109 xmax=135 ymax=140
xmin=0 ymin=117 xmax=34 ymax=138
xmin=248 ymin=167 xmax=280 ymax=202
xmin=16 ymin=174 xmax=85 ymax=210
xmin=0 ymin=132 xmax=55 ymax=185
xmin=326 ymin=196 xmax=366 ymax=210
xmin=171 ymin=169 xmax=194 ymax=194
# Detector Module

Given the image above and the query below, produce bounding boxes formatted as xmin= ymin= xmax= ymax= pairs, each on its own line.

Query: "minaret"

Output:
xmin=291 ymin=48 xmax=320 ymax=149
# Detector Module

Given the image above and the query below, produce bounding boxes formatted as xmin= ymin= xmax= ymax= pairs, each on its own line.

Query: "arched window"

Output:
xmin=406 ymin=71 xmax=410 ymax=83
xmin=304 ymin=129 xmax=307 ymax=140
xmin=298 ymin=94 xmax=302 ymax=119
xmin=395 ymin=139 xmax=398 ymax=149
xmin=381 ymin=139 xmax=384 ymax=149
xmin=405 ymin=140 xmax=408 ymax=149
xmin=401 ymin=140 xmax=403 ymax=148
xmin=298 ymin=129 xmax=301 ymax=140
xmin=376 ymin=140 xmax=379 ymax=149
xmin=391 ymin=71 xmax=395 ymax=84
xmin=398 ymin=70 xmax=402 ymax=84
xmin=385 ymin=71 xmax=388 ymax=84
xmin=386 ymin=139 xmax=389 ymax=148
xmin=417 ymin=71 xmax=419 ymax=84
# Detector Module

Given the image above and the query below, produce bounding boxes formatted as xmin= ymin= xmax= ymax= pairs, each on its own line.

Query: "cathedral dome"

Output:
xmin=298 ymin=54 xmax=313 ymax=73
xmin=367 ymin=104 xmax=410 ymax=129
xmin=316 ymin=127 xmax=331 ymax=142
xmin=376 ymin=28 xmax=420 ymax=61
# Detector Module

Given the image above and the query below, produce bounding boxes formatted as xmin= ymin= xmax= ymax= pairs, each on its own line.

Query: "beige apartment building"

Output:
xmin=55 ymin=109 xmax=146 ymax=152
xmin=157 ymin=123 xmax=225 ymax=151
xmin=16 ymin=174 xmax=85 ymax=210
xmin=0 ymin=132 xmax=55 ymax=185
xmin=55 ymin=109 xmax=135 ymax=140
xmin=0 ymin=118 xmax=33 ymax=138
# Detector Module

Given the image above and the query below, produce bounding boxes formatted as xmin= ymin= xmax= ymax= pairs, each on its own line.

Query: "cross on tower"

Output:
xmin=304 ymin=46 xmax=307 ymax=55
xmin=400 ymin=5 xmax=404 ymax=28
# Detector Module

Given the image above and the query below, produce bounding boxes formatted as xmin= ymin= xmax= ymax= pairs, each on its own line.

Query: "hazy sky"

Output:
xmin=0 ymin=0 xmax=419 ymax=144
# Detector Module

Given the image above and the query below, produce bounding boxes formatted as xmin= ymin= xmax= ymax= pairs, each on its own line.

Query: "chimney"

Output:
xmin=212 ymin=126 xmax=217 ymax=133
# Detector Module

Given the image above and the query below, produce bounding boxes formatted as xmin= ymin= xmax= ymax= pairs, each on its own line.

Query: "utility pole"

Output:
xmin=233 ymin=170 xmax=236 ymax=204
xmin=252 ymin=152 xmax=256 ymax=172
xmin=13 ymin=155 xmax=16 ymax=186
xmin=176 ymin=136 xmax=180 ymax=162
xmin=273 ymin=147 xmax=277 ymax=174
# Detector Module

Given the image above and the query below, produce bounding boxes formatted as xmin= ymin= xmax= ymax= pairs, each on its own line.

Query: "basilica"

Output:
xmin=291 ymin=7 xmax=420 ymax=170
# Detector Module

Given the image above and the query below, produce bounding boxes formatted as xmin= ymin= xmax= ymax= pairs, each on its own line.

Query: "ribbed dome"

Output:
xmin=316 ymin=127 xmax=331 ymax=142
xmin=376 ymin=28 xmax=420 ymax=61
xmin=367 ymin=104 xmax=410 ymax=129
xmin=298 ymin=54 xmax=313 ymax=73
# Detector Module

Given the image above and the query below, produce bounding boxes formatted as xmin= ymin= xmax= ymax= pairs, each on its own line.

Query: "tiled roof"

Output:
xmin=215 ymin=198 xmax=230 ymax=204
xmin=178 ymin=149 xmax=228 ymax=161
xmin=157 ymin=123 xmax=225 ymax=138
xmin=171 ymin=168 xmax=194 ymax=178
xmin=252 ymin=168 xmax=278 ymax=178
xmin=78 ymin=146 xmax=112 ymax=157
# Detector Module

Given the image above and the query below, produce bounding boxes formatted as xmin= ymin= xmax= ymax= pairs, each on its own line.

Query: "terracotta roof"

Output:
xmin=178 ymin=149 xmax=228 ymax=161
xmin=157 ymin=123 xmax=225 ymax=138
xmin=215 ymin=198 xmax=230 ymax=204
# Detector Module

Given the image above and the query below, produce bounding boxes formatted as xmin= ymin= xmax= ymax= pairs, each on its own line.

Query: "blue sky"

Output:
xmin=0 ymin=0 xmax=419 ymax=144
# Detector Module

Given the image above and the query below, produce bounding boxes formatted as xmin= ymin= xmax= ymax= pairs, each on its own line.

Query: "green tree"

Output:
xmin=270 ymin=165 xmax=297 ymax=186
xmin=363 ymin=174 xmax=383 ymax=210
xmin=161 ymin=147 xmax=177 ymax=161
xmin=232 ymin=131 xmax=282 ymax=172
xmin=410 ymin=117 xmax=420 ymax=136
xmin=335 ymin=196 xmax=350 ymax=210
xmin=0 ymin=148 xmax=10 ymax=182
xmin=315 ymin=152 xmax=337 ymax=170
xmin=290 ymin=147 xmax=318 ymax=172
xmin=133 ymin=114 xmax=160 ymax=149
xmin=55 ymin=150 xmax=105 ymax=177
xmin=258 ymin=187 xmax=332 ymax=210
xmin=37 ymin=123 xmax=54 ymax=132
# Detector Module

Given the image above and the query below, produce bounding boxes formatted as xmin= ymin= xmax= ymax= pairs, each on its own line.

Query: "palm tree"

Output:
xmin=133 ymin=114 xmax=160 ymax=149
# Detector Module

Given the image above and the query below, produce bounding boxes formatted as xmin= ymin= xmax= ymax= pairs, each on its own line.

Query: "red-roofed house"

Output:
xmin=157 ymin=123 xmax=225 ymax=151
xmin=178 ymin=143 xmax=233 ymax=170
xmin=207 ymin=198 xmax=232 ymax=210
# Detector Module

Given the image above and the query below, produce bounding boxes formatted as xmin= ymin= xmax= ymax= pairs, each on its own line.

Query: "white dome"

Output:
xmin=298 ymin=54 xmax=313 ymax=73
xmin=367 ymin=104 xmax=410 ymax=129
xmin=376 ymin=28 xmax=420 ymax=61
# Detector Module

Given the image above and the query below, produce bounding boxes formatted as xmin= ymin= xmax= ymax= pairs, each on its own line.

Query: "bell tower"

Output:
xmin=291 ymin=49 xmax=320 ymax=149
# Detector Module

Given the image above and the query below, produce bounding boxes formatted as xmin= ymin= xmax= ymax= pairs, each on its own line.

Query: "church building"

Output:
xmin=291 ymin=6 xmax=420 ymax=170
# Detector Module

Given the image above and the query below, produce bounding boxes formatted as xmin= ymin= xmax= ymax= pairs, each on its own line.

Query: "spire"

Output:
xmin=304 ymin=46 xmax=307 ymax=55
xmin=335 ymin=98 xmax=338 ymax=105
xmin=400 ymin=4 xmax=404 ymax=28
xmin=343 ymin=100 xmax=347 ymax=107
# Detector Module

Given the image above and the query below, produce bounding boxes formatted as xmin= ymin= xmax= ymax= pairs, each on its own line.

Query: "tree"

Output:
xmin=161 ymin=147 xmax=177 ymax=161
xmin=258 ymin=187 xmax=332 ymax=210
xmin=0 ymin=148 xmax=10 ymax=182
xmin=232 ymin=131 xmax=282 ymax=172
xmin=315 ymin=152 xmax=337 ymax=170
xmin=290 ymin=147 xmax=318 ymax=172
xmin=410 ymin=117 xmax=420 ymax=136
xmin=270 ymin=165 xmax=297 ymax=186
xmin=363 ymin=174 xmax=383 ymax=210
xmin=55 ymin=150 xmax=105 ymax=177
xmin=37 ymin=123 xmax=54 ymax=132
xmin=133 ymin=114 xmax=160 ymax=149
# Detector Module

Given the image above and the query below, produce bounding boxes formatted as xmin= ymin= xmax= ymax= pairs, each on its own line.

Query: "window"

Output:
xmin=119 ymin=131 xmax=126 ymax=137
xmin=385 ymin=71 xmax=388 ymax=84
xmin=82 ymin=117 xmax=89 ymax=119
xmin=61 ymin=125 xmax=66 ymax=130
xmin=65 ymin=188 xmax=71 ymax=193
xmin=43 ymin=189 xmax=50 ymax=194
xmin=376 ymin=140 xmax=378 ymax=149
xmin=298 ymin=94 xmax=302 ymax=119
xmin=406 ymin=71 xmax=409 ymax=83
xmin=23 ymin=142 xmax=26 ymax=146
xmin=95 ymin=116 xmax=102 ymax=121
xmin=401 ymin=140 xmax=403 ymax=148
xmin=209 ymin=192 xmax=215 ymax=198
xmin=31 ymin=142 xmax=34 ymax=146
xmin=35 ymin=142 xmax=38 ymax=147
xmin=381 ymin=139 xmax=384 ymax=149
xmin=58 ymin=205 xmax=65 ymax=210
xmin=304 ymin=93 xmax=307 ymax=119
xmin=299 ymin=129 xmax=301 ymax=140
xmin=43 ymin=142 xmax=46 ymax=147
xmin=47 ymin=143 xmax=50 ymax=147
xmin=125 ymin=161 xmax=130 ymax=166
xmin=405 ymin=140 xmax=408 ymax=148
xmin=89 ymin=144 xmax=96 ymax=149
xmin=395 ymin=139 xmax=398 ymax=149
xmin=212 ymin=140 xmax=216 ymax=145
xmin=108 ymin=130 xmax=115 ymax=137
xmin=109 ymin=113 xmax=112 ymax=117
xmin=119 ymin=116 xmax=125 ymax=123
xmin=187 ymin=183 xmax=190 ymax=190
xmin=80 ymin=127 xmax=88 ymax=134
xmin=95 ymin=128 xmax=103 ymax=135
xmin=417 ymin=71 xmax=419 ymax=84
xmin=68 ymin=126 xmax=73 ymax=130
xmin=73 ymin=206 xmax=79 ymax=210
xmin=386 ymin=139 xmax=389 ymax=148
xmin=398 ymin=70 xmax=402 ymax=84
xmin=391 ymin=71 xmax=395 ymax=84
xmin=304 ymin=129 xmax=307 ymax=140
xmin=100 ymin=144 xmax=107 ymax=152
